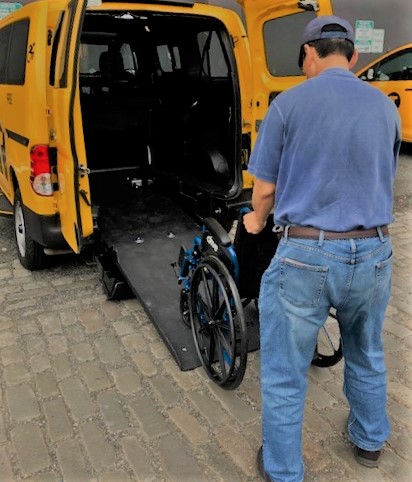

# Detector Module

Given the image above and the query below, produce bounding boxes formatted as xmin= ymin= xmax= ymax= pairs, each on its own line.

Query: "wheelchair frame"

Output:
xmin=175 ymin=211 xmax=343 ymax=389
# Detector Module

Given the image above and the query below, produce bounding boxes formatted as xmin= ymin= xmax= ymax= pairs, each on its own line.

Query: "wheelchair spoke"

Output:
xmin=190 ymin=256 xmax=248 ymax=389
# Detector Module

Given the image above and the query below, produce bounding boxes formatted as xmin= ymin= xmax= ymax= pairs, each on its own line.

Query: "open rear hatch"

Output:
xmin=79 ymin=6 xmax=243 ymax=369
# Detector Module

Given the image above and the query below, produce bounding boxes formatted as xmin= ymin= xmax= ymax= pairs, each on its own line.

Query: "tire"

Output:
xmin=189 ymin=255 xmax=248 ymax=389
xmin=311 ymin=313 xmax=343 ymax=367
xmin=13 ymin=189 xmax=48 ymax=270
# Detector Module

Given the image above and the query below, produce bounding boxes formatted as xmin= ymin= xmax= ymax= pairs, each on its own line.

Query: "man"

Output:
xmin=244 ymin=15 xmax=401 ymax=482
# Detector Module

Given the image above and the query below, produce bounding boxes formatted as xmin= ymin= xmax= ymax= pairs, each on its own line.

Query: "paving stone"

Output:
xmin=149 ymin=375 xmax=180 ymax=407
xmin=157 ymin=434 xmax=209 ymax=482
xmin=3 ymin=362 xmax=31 ymax=385
xmin=79 ymin=421 xmax=117 ymax=471
xmin=35 ymin=371 xmax=59 ymax=398
xmin=0 ymin=445 xmax=14 ymax=480
xmin=121 ymin=333 xmax=146 ymax=353
xmin=60 ymin=310 xmax=78 ymax=326
xmin=37 ymin=313 xmax=62 ymax=335
xmin=95 ymin=335 xmax=123 ymax=364
xmin=25 ymin=334 xmax=46 ymax=355
xmin=111 ymin=366 xmax=141 ymax=394
xmin=101 ymin=300 xmax=123 ymax=320
xmin=149 ymin=340 xmax=171 ymax=359
xmin=306 ymin=382 xmax=339 ymax=410
xmin=56 ymin=438 xmax=90 ymax=482
xmin=187 ymin=390 xmax=227 ymax=426
xmin=48 ymin=334 xmax=68 ymax=355
xmin=131 ymin=351 xmax=157 ymax=377
xmin=79 ymin=309 xmax=106 ymax=333
xmin=0 ymin=411 xmax=7 ymax=443
xmin=66 ymin=325 xmax=86 ymax=343
xmin=72 ymin=341 xmax=94 ymax=362
xmin=388 ymin=381 xmax=412 ymax=409
xmin=30 ymin=353 xmax=52 ymax=373
xmin=44 ymin=397 xmax=73 ymax=441
xmin=53 ymin=353 xmax=72 ymax=380
xmin=121 ymin=436 xmax=157 ymax=481
xmin=7 ymin=384 xmax=40 ymax=422
xmin=203 ymin=445 xmax=243 ymax=482
xmin=0 ymin=345 xmax=24 ymax=365
xmin=112 ymin=319 xmax=136 ymax=336
xmin=167 ymin=407 xmax=209 ymax=445
xmin=208 ymin=383 xmax=259 ymax=423
xmin=97 ymin=390 xmax=130 ymax=432
xmin=60 ymin=377 xmax=97 ymax=421
xmin=11 ymin=423 xmax=50 ymax=476
xmin=0 ymin=330 xmax=19 ymax=348
xmin=162 ymin=359 xmax=201 ymax=391
xmin=17 ymin=317 xmax=39 ymax=335
xmin=128 ymin=395 xmax=170 ymax=438
xmin=99 ymin=469 xmax=132 ymax=482
xmin=214 ymin=425 xmax=256 ymax=477
xmin=79 ymin=361 xmax=112 ymax=392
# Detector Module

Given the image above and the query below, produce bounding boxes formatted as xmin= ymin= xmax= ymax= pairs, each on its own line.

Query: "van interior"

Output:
xmin=79 ymin=10 xmax=242 ymax=228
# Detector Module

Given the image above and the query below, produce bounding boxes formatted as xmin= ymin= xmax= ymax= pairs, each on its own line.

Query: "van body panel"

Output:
xmin=0 ymin=1 xmax=51 ymax=212
xmin=50 ymin=0 xmax=93 ymax=252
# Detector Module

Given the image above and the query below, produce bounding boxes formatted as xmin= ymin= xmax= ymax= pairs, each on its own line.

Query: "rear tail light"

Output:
xmin=30 ymin=145 xmax=53 ymax=196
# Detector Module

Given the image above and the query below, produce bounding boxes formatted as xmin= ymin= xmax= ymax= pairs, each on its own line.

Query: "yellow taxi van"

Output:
xmin=358 ymin=42 xmax=412 ymax=143
xmin=0 ymin=0 xmax=333 ymax=270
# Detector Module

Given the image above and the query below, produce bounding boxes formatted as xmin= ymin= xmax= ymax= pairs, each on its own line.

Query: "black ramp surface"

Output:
xmin=100 ymin=189 xmax=260 ymax=371
xmin=100 ymin=190 xmax=200 ymax=370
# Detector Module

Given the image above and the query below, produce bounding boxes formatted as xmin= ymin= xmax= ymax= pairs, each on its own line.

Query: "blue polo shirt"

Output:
xmin=248 ymin=68 xmax=401 ymax=231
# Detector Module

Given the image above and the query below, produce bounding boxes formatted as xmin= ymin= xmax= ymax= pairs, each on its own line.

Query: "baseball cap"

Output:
xmin=301 ymin=15 xmax=355 ymax=45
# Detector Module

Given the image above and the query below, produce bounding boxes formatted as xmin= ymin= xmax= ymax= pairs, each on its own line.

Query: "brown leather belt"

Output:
xmin=285 ymin=225 xmax=389 ymax=240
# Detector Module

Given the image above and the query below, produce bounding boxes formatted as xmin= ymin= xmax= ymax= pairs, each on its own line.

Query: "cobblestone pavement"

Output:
xmin=0 ymin=146 xmax=411 ymax=482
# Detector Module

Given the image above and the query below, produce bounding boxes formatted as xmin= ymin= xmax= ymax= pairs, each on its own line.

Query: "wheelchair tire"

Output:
xmin=189 ymin=255 xmax=247 ymax=389
xmin=311 ymin=313 xmax=343 ymax=367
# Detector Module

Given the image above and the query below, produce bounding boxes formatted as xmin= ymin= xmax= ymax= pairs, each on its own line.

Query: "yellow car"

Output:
xmin=358 ymin=43 xmax=412 ymax=143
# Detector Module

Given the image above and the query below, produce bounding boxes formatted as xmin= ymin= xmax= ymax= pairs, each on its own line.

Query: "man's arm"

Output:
xmin=243 ymin=178 xmax=276 ymax=234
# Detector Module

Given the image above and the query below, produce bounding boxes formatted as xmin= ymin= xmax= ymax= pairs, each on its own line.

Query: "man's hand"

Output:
xmin=243 ymin=178 xmax=276 ymax=234
xmin=243 ymin=211 xmax=267 ymax=234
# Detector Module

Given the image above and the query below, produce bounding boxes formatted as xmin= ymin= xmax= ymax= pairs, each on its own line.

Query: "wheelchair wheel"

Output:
xmin=189 ymin=256 xmax=247 ymax=389
xmin=179 ymin=289 xmax=191 ymax=328
xmin=312 ymin=312 xmax=343 ymax=367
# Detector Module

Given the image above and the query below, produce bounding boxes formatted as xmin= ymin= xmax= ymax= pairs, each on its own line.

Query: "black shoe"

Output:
xmin=257 ymin=446 xmax=272 ymax=481
xmin=354 ymin=446 xmax=381 ymax=468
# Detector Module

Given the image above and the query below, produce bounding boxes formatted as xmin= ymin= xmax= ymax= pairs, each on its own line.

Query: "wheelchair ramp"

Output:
xmin=99 ymin=190 xmax=260 ymax=371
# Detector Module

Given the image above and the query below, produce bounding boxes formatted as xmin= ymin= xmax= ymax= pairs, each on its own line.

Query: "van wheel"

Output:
xmin=13 ymin=189 xmax=48 ymax=270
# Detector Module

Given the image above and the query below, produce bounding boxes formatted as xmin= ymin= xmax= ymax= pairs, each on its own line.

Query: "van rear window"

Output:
xmin=7 ymin=19 xmax=29 ymax=85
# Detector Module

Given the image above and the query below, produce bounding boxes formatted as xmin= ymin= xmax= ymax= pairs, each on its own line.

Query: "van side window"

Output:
xmin=0 ymin=24 xmax=11 ymax=83
xmin=373 ymin=50 xmax=412 ymax=81
xmin=157 ymin=44 xmax=181 ymax=72
xmin=7 ymin=19 xmax=29 ymax=85
xmin=197 ymin=31 xmax=229 ymax=78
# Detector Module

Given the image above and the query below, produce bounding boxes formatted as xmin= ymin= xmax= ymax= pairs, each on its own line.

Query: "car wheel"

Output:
xmin=13 ymin=188 xmax=48 ymax=270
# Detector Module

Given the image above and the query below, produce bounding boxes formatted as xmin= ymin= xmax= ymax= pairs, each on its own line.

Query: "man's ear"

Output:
xmin=349 ymin=48 xmax=359 ymax=70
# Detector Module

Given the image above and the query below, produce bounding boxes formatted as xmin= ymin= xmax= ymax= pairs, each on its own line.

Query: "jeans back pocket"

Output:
xmin=280 ymin=257 xmax=328 ymax=308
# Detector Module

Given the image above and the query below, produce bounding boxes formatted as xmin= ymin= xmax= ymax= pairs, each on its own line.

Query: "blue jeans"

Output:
xmin=259 ymin=230 xmax=392 ymax=482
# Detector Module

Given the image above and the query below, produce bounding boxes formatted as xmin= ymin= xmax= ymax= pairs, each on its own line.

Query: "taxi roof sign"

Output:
xmin=0 ymin=2 xmax=22 ymax=19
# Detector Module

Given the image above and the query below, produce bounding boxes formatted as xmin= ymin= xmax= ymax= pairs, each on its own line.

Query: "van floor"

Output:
xmin=97 ymin=189 xmax=260 ymax=371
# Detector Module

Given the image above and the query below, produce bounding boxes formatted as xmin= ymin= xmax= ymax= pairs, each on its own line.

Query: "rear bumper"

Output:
xmin=23 ymin=205 xmax=69 ymax=250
